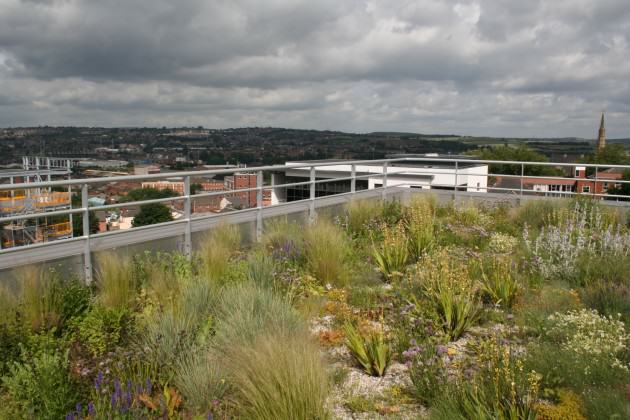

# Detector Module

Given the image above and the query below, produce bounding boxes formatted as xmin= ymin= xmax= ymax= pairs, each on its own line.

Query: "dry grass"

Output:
xmin=95 ymin=252 xmax=137 ymax=310
xmin=304 ymin=218 xmax=351 ymax=286
xmin=197 ymin=223 xmax=241 ymax=283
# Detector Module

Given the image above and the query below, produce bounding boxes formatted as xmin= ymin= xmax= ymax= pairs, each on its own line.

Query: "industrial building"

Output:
xmin=0 ymin=157 xmax=74 ymax=249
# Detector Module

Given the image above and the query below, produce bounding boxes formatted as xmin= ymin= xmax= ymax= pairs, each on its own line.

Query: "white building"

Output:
xmin=271 ymin=155 xmax=488 ymax=204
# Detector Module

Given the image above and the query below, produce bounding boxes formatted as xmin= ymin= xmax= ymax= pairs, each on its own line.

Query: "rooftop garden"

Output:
xmin=0 ymin=195 xmax=628 ymax=419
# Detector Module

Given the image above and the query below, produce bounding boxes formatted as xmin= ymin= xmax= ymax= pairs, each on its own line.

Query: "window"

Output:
xmin=582 ymin=186 xmax=590 ymax=193
xmin=603 ymin=182 xmax=609 ymax=192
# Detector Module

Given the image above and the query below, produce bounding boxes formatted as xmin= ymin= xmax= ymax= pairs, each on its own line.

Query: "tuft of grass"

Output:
xmin=197 ymin=223 xmax=241 ymax=283
xmin=227 ymin=333 xmax=330 ymax=420
xmin=13 ymin=266 xmax=62 ymax=331
xmin=95 ymin=252 xmax=137 ymax=311
xmin=246 ymin=251 xmax=277 ymax=290
xmin=345 ymin=199 xmax=382 ymax=236
xmin=405 ymin=196 xmax=436 ymax=259
xmin=211 ymin=281 xmax=329 ymax=419
xmin=174 ymin=349 xmax=228 ymax=413
xmin=212 ymin=282 xmax=304 ymax=349
xmin=304 ymin=218 xmax=351 ymax=286
xmin=261 ymin=217 xmax=304 ymax=259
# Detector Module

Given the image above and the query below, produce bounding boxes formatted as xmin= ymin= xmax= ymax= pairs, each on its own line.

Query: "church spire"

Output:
xmin=597 ymin=112 xmax=606 ymax=151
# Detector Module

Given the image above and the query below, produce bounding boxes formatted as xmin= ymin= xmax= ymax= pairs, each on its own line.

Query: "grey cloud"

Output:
xmin=0 ymin=0 xmax=629 ymax=137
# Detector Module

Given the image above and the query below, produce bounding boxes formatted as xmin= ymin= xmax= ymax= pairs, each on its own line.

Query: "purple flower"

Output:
xmin=94 ymin=371 xmax=104 ymax=393
xmin=76 ymin=403 xmax=82 ymax=414
xmin=207 ymin=413 xmax=214 ymax=420
xmin=436 ymin=345 xmax=448 ymax=355
xmin=146 ymin=378 xmax=153 ymax=395
xmin=88 ymin=402 xmax=95 ymax=416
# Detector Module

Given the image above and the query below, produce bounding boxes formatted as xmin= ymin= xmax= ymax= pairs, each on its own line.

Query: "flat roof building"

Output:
xmin=271 ymin=154 xmax=488 ymax=204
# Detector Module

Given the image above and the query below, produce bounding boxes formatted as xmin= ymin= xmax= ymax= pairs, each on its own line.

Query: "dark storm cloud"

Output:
xmin=0 ymin=0 xmax=629 ymax=136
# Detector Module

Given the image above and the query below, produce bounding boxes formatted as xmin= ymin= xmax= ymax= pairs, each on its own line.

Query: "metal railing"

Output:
xmin=2 ymin=157 xmax=630 ymax=280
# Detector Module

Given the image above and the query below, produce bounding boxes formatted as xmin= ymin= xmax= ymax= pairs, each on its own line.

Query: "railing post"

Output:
xmin=183 ymin=175 xmax=192 ymax=259
xmin=453 ymin=161 xmax=458 ymax=200
xmin=81 ymin=184 xmax=92 ymax=284
xmin=382 ymin=162 xmax=388 ymax=201
xmin=309 ymin=166 xmax=316 ymax=223
xmin=350 ymin=164 xmax=356 ymax=196
xmin=256 ymin=170 xmax=263 ymax=242
xmin=520 ymin=163 xmax=524 ymax=200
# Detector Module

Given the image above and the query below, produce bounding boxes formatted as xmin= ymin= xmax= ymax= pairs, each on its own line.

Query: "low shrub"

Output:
xmin=487 ymin=232 xmax=518 ymax=254
xmin=304 ymin=218 xmax=351 ymax=286
xmin=96 ymin=252 xmax=138 ymax=311
xmin=2 ymin=348 xmax=77 ymax=420
xmin=72 ymin=305 xmax=131 ymax=357
xmin=523 ymin=201 xmax=630 ymax=284
xmin=526 ymin=309 xmax=629 ymax=391
xmin=345 ymin=322 xmax=391 ymax=377
xmin=372 ymin=221 xmax=409 ymax=280
xmin=535 ymin=389 xmax=586 ymax=420
xmin=136 ymin=251 xmax=192 ymax=310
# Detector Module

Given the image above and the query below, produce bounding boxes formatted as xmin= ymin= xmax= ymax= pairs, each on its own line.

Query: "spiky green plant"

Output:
xmin=415 ymin=249 xmax=481 ymax=340
xmin=475 ymin=256 xmax=520 ymax=308
xmin=372 ymin=221 xmax=409 ymax=280
xmin=344 ymin=322 xmax=391 ymax=377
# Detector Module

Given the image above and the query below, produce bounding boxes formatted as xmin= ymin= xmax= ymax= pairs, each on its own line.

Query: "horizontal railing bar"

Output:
xmin=0 ymin=207 xmax=85 ymax=223
xmin=0 ymin=158 xmax=412 ymax=191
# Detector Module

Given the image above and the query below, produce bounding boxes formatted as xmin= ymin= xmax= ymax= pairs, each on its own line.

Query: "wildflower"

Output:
xmin=88 ymin=402 xmax=95 ymax=416
xmin=436 ymin=345 xmax=448 ymax=355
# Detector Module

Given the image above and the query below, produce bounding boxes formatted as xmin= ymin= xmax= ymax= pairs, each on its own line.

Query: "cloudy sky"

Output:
xmin=1 ymin=0 xmax=629 ymax=137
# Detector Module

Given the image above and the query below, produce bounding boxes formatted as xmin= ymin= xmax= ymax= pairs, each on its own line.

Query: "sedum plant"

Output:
xmin=344 ymin=322 xmax=391 ymax=377
xmin=372 ymin=221 xmax=409 ymax=281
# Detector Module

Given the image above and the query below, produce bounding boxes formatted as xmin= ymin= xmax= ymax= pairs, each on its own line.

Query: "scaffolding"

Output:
xmin=0 ymin=157 xmax=74 ymax=249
